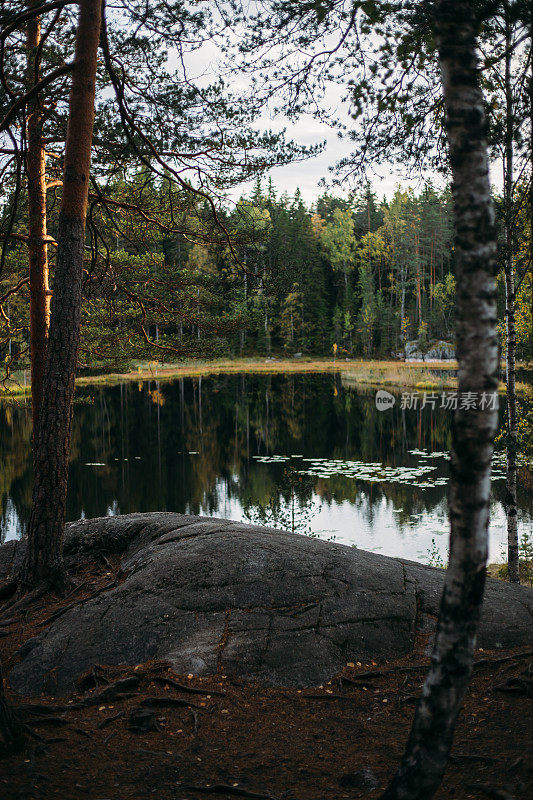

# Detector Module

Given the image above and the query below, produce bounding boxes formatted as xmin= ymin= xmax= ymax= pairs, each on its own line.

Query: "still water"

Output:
xmin=1 ymin=372 xmax=531 ymax=564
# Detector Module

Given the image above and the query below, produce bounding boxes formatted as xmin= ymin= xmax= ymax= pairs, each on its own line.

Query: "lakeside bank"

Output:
xmin=4 ymin=357 xmax=529 ymax=399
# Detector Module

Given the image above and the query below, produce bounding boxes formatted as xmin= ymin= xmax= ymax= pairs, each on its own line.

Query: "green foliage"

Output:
xmin=519 ymin=530 xmax=533 ymax=585
xmin=426 ymin=537 xmax=446 ymax=569
xmin=494 ymin=531 xmax=533 ymax=585
xmin=280 ymin=284 xmax=306 ymax=352
xmin=516 ymin=388 xmax=533 ymax=463
xmin=320 ymin=208 xmax=356 ymax=277
xmin=432 ymin=273 xmax=456 ymax=338
xmin=1 ymin=176 xmax=461 ymax=367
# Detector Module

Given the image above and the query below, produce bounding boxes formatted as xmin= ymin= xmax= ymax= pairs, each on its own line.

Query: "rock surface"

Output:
xmin=404 ymin=339 xmax=455 ymax=361
xmin=3 ymin=513 xmax=532 ymax=696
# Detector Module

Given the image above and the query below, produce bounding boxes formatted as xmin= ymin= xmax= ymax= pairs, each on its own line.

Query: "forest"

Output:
xmin=0 ymin=0 xmax=531 ymax=372
xmin=2 ymin=178 xmax=533 ymax=366
xmin=0 ymin=1 xmax=532 ymax=800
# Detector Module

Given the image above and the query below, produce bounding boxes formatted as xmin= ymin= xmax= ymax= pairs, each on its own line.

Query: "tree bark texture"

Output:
xmin=530 ymin=13 xmax=533 ymax=352
xmin=381 ymin=2 xmax=499 ymax=798
xmin=26 ymin=4 xmax=51 ymax=439
xmin=23 ymin=0 xmax=102 ymax=589
xmin=503 ymin=8 xmax=519 ymax=583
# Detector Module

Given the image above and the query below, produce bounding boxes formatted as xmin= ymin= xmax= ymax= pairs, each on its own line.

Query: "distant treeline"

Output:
xmin=2 ymin=177 xmax=531 ymax=369
xmin=159 ymin=180 xmax=458 ymax=360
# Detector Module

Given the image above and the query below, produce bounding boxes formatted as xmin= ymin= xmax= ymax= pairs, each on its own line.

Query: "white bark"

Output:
xmin=503 ymin=7 xmax=519 ymax=583
xmin=381 ymin=2 xmax=499 ymax=797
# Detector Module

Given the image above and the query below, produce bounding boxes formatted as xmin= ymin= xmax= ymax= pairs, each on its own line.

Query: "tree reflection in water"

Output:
xmin=1 ymin=373 xmax=530 ymax=565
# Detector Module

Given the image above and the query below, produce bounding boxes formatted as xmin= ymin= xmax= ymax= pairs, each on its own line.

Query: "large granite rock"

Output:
xmin=2 ymin=513 xmax=532 ymax=696
xmin=404 ymin=339 xmax=455 ymax=361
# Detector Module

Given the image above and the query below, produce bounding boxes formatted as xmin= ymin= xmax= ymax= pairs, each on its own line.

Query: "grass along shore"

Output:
xmin=1 ymin=357 xmax=531 ymax=398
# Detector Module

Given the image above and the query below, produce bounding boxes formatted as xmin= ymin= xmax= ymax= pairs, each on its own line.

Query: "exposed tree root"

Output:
xmin=0 ymin=664 xmax=25 ymax=758
xmin=97 ymin=710 xmax=125 ymax=729
xmin=466 ymin=783 xmax=516 ymax=799
xmin=493 ymin=675 xmax=533 ymax=697
xmin=0 ymin=585 xmax=48 ymax=621
xmin=17 ymin=676 xmax=141 ymax=717
xmin=0 ymin=579 xmax=18 ymax=602
xmin=139 ymin=696 xmax=199 ymax=709
xmin=152 ymin=675 xmax=226 ymax=696
xmin=182 ymin=784 xmax=277 ymax=800
xmin=473 ymin=651 xmax=533 ymax=670
xmin=24 ymin=715 xmax=68 ymax=727
xmin=450 ymin=754 xmax=501 ymax=764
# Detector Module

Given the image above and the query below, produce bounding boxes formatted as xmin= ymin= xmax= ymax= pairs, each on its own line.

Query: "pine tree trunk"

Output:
xmin=0 ymin=660 xmax=24 ymax=756
xmin=504 ymin=9 xmax=519 ymax=583
xmin=381 ymin=3 xmax=499 ymax=798
xmin=26 ymin=5 xmax=51 ymax=439
xmin=415 ymin=233 xmax=421 ymax=324
xmin=400 ymin=265 xmax=406 ymax=345
xmin=23 ymin=0 xmax=102 ymax=590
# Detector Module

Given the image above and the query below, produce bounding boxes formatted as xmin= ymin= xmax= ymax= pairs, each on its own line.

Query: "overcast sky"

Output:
xmin=175 ymin=29 xmax=502 ymax=208
xmin=242 ymin=113 xmax=440 ymax=205
xmin=171 ymin=36 xmax=439 ymax=206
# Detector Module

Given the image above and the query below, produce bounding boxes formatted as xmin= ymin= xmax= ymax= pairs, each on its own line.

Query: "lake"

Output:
xmin=1 ymin=371 xmax=531 ymax=565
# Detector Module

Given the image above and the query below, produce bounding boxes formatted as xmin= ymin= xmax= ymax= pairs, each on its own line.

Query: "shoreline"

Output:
xmin=1 ymin=356 xmax=530 ymax=399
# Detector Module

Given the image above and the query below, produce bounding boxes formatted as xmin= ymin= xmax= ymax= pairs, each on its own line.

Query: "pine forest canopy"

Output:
xmin=0 ymin=0 xmax=316 ymax=379
xmin=2 ymin=177 xmax=532 ymax=368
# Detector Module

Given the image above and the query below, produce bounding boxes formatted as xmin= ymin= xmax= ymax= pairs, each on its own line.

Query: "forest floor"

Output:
xmin=3 ymin=357 xmax=532 ymax=399
xmin=1 ymin=557 xmax=531 ymax=800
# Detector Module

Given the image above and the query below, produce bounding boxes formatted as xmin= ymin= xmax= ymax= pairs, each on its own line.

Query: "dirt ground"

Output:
xmin=1 ymin=559 xmax=531 ymax=800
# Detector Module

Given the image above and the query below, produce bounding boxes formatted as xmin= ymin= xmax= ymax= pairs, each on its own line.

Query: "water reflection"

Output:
xmin=1 ymin=373 xmax=531 ymax=564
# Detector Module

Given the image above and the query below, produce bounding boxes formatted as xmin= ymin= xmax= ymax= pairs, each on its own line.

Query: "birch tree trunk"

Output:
xmin=26 ymin=4 xmax=51 ymax=439
xmin=381 ymin=1 xmax=499 ymax=797
xmin=530 ymin=16 xmax=533 ymax=356
xmin=22 ymin=0 xmax=102 ymax=590
xmin=503 ymin=7 xmax=519 ymax=583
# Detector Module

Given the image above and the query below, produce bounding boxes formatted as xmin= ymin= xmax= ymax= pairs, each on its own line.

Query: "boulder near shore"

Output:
xmin=1 ymin=513 xmax=531 ymax=696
